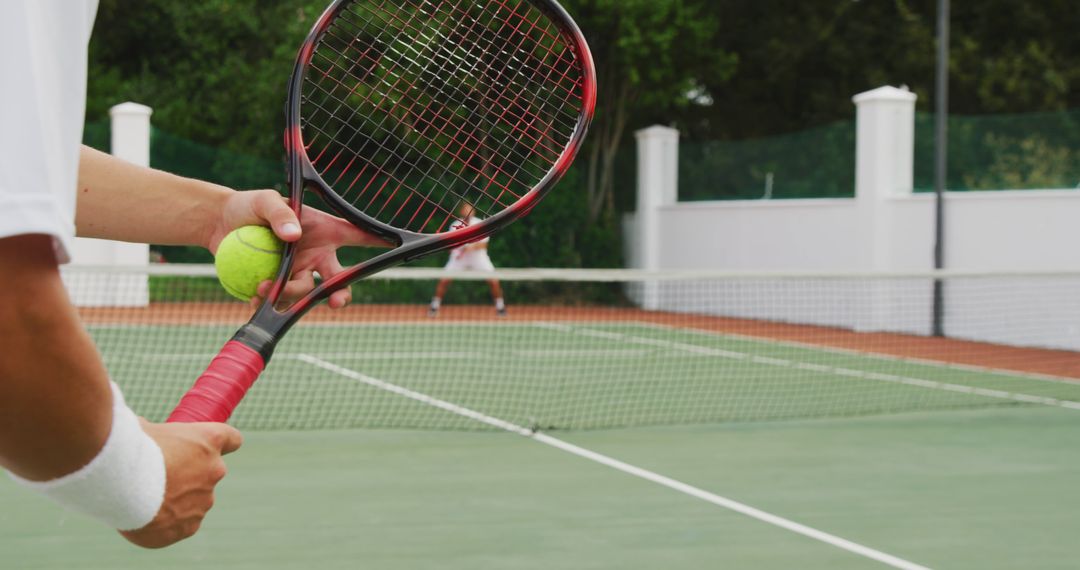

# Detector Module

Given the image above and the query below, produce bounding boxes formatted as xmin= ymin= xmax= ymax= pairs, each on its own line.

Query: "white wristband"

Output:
xmin=9 ymin=382 xmax=166 ymax=531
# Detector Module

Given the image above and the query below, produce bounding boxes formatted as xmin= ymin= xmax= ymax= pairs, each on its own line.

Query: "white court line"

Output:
xmin=513 ymin=349 xmax=652 ymax=358
xmin=632 ymin=320 xmax=1080 ymax=386
xmin=534 ymin=323 xmax=1080 ymax=412
xmin=292 ymin=352 xmax=483 ymax=361
xmin=297 ymin=354 xmax=930 ymax=570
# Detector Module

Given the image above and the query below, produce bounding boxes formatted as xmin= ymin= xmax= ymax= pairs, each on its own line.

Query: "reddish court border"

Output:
xmin=78 ymin=303 xmax=1080 ymax=381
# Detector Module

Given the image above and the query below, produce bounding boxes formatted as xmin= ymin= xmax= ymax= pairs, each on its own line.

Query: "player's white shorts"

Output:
xmin=445 ymin=251 xmax=495 ymax=272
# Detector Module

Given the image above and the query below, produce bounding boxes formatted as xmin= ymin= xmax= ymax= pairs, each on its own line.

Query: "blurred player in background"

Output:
xmin=428 ymin=202 xmax=506 ymax=317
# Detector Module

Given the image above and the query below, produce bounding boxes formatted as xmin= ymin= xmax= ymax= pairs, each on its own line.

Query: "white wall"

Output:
xmin=889 ymin=191 xmax=1080 ymax=270
xmin=628 ymin=86 xmax=1080 ymax=350
xmin=654 ymin=199 xmax=860 ymax=270
xmin=645 ymin=190 xmax=1080 ymax=274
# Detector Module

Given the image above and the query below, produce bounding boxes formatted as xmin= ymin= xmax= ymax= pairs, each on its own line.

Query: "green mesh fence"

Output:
xmin=150 ymin=127 xmax=285 ymax=191
xmin=679 ymin=121 xmax=856 ymax=201
xmin=678 ymin=109 xmax=1080 ymax=201
xmin=83 ymin=119 xmax=109 ymax=152
xmin=914 ymin=110 xmax=1080 ymax=192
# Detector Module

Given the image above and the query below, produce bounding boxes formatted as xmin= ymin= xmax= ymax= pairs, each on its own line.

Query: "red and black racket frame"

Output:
xmin=167 ymin=0 xmax=596 ymax=423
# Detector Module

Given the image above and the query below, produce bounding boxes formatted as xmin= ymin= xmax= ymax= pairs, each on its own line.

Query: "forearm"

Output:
xmin=75 ymin=145 xmax=231 ymax=248
xmin=0 ymin=235 xmax=112 ymax=481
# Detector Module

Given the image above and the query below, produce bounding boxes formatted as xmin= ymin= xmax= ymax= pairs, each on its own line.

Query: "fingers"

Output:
xmin=253 ymin=270 xmax=316 ymax=307
xmin=197 ymin=423 xmax=244 ymax=455
xmin=298 ymin=205 xmax=390 ymax=248
xmin=328 ymin=289 xmax=351 ymax=309
xmin=282 ymin=270 xmax=316 ymax=303
xmin=315 ymin=256 xmax=352 ymax=309
xmin=340 ymin=223 xmax=393 ymax=248
xmin=251 ymin=263 xmax=355 ymax=309
xmin=251 ymin=191 xmax=302 ymax=242
xmin=246 ymin=240 xmax=355 ymax=309
xmin=124 ymin=421 xmax=243 ymax=549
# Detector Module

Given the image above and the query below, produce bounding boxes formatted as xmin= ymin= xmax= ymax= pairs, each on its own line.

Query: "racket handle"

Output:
xmin=167 ymin=341 xmax=266 ymax=423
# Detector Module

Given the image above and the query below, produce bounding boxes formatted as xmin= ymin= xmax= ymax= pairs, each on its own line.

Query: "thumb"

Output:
xmin=252 ymin=191 xmax=302 ymax=242
xmin=198 ymin=422 xmax=244 ymax=455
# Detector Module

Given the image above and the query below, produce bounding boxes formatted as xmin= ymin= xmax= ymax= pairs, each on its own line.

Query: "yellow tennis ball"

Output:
xmin=214 ymin=226 xmax=284 ymax=301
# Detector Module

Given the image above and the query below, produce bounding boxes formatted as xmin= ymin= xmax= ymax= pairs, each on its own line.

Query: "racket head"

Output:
xmin=169 ymin=0 xmax=594 ymax=423
xmin=269 ymin=0 xmax=595 ymax=310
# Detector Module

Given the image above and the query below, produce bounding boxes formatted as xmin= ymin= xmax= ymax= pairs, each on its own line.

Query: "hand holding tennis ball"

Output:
xmin=215 ymin=226 xmax=284 ymax=301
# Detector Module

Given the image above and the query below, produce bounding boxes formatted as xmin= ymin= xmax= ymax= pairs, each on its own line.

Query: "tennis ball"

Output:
xmin=214 ymin=226 xmax=284 ymax=301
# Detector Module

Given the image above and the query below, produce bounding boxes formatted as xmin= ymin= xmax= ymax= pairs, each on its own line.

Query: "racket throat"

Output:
xmin=231 ymin=321 xmax=280 ymax=363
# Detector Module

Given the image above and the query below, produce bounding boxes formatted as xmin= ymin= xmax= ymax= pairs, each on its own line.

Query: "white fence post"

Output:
xmin=852 ymin=86 xmax=918 ymax=330
xmin=632 ymin=125 xmax=680 ymax=309
xmin=853 ymin=85 xmax=917 ymax=269
xmin=66 ymin=102 xmax=153 ymax=307
xmin=110 ymin=102 xmax=154 ymax=167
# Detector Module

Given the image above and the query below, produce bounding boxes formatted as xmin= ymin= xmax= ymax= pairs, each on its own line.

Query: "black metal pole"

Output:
xmin=931 ymin=0 xmax=950 ymax=337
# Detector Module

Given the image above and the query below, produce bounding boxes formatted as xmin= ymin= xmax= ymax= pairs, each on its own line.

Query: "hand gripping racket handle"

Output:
xmin=166 ymin=341 xmax=265 ymax=423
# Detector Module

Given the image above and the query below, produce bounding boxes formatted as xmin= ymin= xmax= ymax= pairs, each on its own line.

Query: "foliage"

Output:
xmin=560 ymin=0 xmax=736 ymax=220
xmin=673 ymin=0 xmax=1079 ymax=140
xmin=913 ymin=110 xmax=1080 ymax=191
xmin=88 ymin=0 xmax=322 ymax=158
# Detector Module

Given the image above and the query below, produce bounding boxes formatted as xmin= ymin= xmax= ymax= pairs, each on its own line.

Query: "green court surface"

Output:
xmin=3 ymin=408 xmax=1079 ymax=569
xmin=4 ymin=319 xmax=1080 ymax=568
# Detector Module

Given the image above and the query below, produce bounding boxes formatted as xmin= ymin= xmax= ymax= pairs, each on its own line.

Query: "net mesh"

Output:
xmin=302 ymin=0 xmax=585 ymax=233
xmin=63 ymin=265 xmax=1080 ymax=431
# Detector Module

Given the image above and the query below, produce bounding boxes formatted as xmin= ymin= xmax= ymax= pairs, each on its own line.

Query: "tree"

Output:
xmin=88 ymin=0 xmax=323 ymax=158
xmin=674 ymin=0 xmax=1079 ymax=140
xmin=562 ymin=0 xmax=736 ymax=222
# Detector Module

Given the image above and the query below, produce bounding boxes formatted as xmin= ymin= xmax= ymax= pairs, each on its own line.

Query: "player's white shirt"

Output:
xmin=0 ymin=1 xmax=99 ymax=263
xmin=445 ymin=215 xmax=495 ymax=271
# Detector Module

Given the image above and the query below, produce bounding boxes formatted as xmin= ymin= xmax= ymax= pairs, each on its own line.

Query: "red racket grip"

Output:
xmin=167 ymin=341 xmax=265 ymax=423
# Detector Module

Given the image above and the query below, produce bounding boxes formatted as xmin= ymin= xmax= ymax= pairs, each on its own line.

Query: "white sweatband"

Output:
xmin=9 ymin=382 xmax=166 ymax=531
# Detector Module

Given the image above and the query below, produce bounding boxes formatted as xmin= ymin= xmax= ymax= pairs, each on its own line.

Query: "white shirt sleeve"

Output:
xmin=0 ymin=1 xmax=98 ymax=263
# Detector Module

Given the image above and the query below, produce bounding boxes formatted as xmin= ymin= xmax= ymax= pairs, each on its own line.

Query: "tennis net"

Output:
xmin=63 ymin=265 xmax=1080 ymax=430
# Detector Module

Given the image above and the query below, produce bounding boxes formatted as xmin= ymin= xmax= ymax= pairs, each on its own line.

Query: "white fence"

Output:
xmin=627 ymin=85 xmax=1080 ymax=349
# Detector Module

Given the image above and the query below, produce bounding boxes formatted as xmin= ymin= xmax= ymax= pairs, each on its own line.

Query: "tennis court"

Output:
xmin=5 ymin=268 xmax=1080 ymax=569
xmin=6 ymin=408 xmax=1078 ymax=569
xmin=83 ymin=318 xmax=1080 ymax=428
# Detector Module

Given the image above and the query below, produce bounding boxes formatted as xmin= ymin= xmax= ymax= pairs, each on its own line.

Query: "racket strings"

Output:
xmin=342 ymin=0 xmax=579 ymax=216
xmin=300 ymin=0 xmax=584 ymax=233
xmin=306 ymin=27 xmax=505 ymax=226
xmin=331 ymin=0 xmax=524 ymax=221
xmin=334 ymin=0 xmax=578 ymax=169
xmin=313 ymin=4 xmax=562 ymax=210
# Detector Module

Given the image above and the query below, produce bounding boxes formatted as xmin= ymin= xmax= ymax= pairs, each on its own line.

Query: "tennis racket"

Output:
xmin=167 ymin=0 xmax=595 ymax=423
